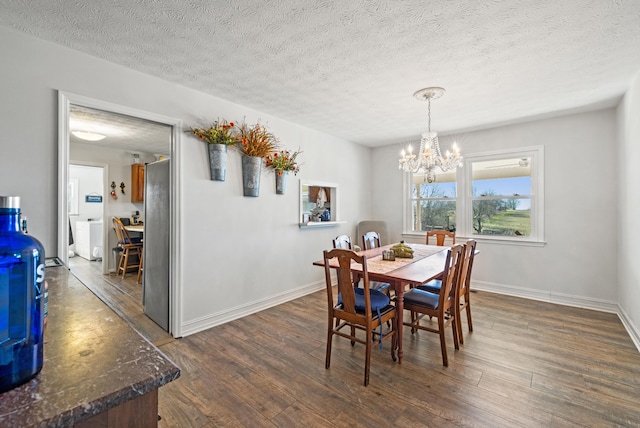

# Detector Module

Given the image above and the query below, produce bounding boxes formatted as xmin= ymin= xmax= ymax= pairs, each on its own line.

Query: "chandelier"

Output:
xmin=398 ymin=87 xmax=462 ymax=183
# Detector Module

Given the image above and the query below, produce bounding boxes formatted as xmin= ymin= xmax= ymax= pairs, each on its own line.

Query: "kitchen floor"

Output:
xmin=68 ymin=256 xmax=173 ymax=347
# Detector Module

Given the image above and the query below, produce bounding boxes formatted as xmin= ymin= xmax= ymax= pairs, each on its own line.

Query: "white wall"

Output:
xmin=68 ymin=164 xmax=103 ymax=255
xmin=70 ymin=144 xmax=156 ymax=271
xmin=0 ymin=26 xmax=372 ymax=336
xmin=618 ymin=70 xmax=640 ymax=348
xmin=69 ymin=164 xmax=103 ymax=221
xmin=373 ymin=109 xmax=620 ymax=311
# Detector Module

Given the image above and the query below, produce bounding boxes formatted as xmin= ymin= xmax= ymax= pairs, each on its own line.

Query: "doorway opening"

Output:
xmin=58 ymin=91 xmax=182 ymax=340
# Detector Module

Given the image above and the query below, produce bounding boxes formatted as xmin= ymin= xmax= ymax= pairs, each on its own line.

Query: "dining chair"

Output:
xmin=418 ymin=239 xmax=477 ymax=344
xmin=402 ymin=244 xmax=464 ymax=366
xmin=332 ymin=234 xmax=353 ymax=250
xmin=426 ymin=230 xmax=456 ymax=246
xmin=355 ymin=231 xmax=392 ymax=295
xmin=356 ymin=221 xmax=389 ymax=248
xmin=362 ymin=231 xmax=381 ymax=250
xmin=113 ymin=217 xmax=143 ymax=279
xmin=322 ymin=248 xmax=398 ymax=386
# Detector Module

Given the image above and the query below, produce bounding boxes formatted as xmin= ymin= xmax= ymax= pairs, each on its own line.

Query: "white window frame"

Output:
xmin=403 ymin=145 xmax=544 ymax=246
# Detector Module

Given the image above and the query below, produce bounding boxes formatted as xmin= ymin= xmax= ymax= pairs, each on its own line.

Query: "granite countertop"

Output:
xmin=0 ymin=266 xmax=181 ymax=427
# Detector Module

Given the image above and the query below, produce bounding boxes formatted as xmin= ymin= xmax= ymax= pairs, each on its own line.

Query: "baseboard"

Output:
xmin=472 ymin=280 xmax=639 ymax=352
xmin=471 ymin=280 xmax=619 ymax=313
xmin=179 ymin=278 xmax=640 ymax=353
xmin=618 ymin=305 xmax=640 ymax=352
xmin=180 ymin=280 xmax=325 ymax=337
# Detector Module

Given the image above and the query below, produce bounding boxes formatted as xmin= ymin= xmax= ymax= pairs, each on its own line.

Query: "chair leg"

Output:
xmin=410 ymin=310 xmax=417 ymax=334
xmin=118 ymin=250 xmax=126 ymax=277
xmin=364 ymin=327 xmax=372 ymax=386
xmin=457 ymin=307 xmax=465 ymax=345
xmin=325 ymin=322 xmax=333 ymax=370
xmin=116 ymin=251 xmax=123 ymax=276
xmin=451 ymin=311 xmax=460 ymax=351
xmin=390 ymin=316 xmax=397 ymax=362
xmin=137 ymin=251 xmax=143 ymax=284
xmin=466 ymin=302 xmax=473 ymax=332
xmin=121 ymin=249 xmax=130 ymax=279
xmin=438 ymin=315 xmax=448 ymax=367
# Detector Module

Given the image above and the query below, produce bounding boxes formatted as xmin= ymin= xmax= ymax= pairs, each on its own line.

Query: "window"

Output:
xmin=407 ymin=170 xmax=457 ymax=232
xmin=404 ymin=146 xmax=544 ymax=244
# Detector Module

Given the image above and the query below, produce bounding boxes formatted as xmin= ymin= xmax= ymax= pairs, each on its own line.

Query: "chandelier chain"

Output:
xmin=427 ymin=98 xmax=431 ymax=133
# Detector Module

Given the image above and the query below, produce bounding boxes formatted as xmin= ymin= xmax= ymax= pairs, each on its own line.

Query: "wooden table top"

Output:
xmin=124 ymin=224 xmax=144 ymax=233
xmin=314 ymin=243 xmax=449 ymax=285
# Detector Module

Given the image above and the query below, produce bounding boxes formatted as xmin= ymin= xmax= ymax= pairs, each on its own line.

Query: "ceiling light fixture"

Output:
xmin=398 ymin=87 xmax=462 ymax=183
xmin=71 ymin=131 xmax=106 ymax=141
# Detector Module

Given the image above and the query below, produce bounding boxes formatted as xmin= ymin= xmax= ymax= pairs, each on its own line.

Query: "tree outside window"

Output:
xmin=410 ymin=171 xmax=456 ymax=232
xmin=471 ymin=160 xmax=531 ymax=236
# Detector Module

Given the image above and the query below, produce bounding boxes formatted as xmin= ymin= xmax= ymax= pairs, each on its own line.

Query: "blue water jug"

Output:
xmin=0 ymin=196 xmax=45 ymax=392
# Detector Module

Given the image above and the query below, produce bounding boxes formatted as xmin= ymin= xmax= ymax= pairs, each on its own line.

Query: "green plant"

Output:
xmin=188 ymin=119 xmax=237 ymax=145
xmin=266 ymin=149 xmax=301 ymax=175
xmin=237 ymin=121 xmax=278 ymax=157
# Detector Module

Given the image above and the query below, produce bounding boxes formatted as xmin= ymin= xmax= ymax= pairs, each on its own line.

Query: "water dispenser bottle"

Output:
xmin=0 ymin=196 xmax=45 ymax=392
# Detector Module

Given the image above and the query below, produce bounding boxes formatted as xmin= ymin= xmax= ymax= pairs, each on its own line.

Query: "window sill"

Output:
xmin=401 ymin=232 xmax=546 ymax=247
xmin=299 ymin=221 xmax=346 ymax=229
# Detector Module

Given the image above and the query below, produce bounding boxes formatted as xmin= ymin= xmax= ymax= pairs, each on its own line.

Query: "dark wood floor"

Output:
xmin=69 ymin=257 xmax=640 ymax=427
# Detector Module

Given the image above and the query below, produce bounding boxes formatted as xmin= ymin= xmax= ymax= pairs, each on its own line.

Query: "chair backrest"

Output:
xmin=112 ymin=217 xmax=135 ymax=245
xmin=323 ymin=248 xmax=373 ymax=320
xmin=332 ymin=234 xmax=353 ymax=250
xmin=437 ymin=244 xmax=465 ymax=311
xmin=426 ymin=230 xmax=456 ymax=246
xmin=459 ymin=239 xmax=477 ymax=298
xmin=362 ymin=231 xmax=381 ymax=250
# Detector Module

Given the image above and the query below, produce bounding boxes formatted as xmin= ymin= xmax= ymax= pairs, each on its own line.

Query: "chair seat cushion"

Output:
xmin=125 ymin=237 xmax=143 ymax=244
xmin=404 ymin=288 xmax=439 ymax=310
xmin=338 ymin=287 xmax=390 ymax=312
xmin=337 ymin=287 xmax=393 ymax=350
xmin=370 ymin=281 xmax=391 ymax=293
xmin=417 ymin=279 xmax=441 ymax=294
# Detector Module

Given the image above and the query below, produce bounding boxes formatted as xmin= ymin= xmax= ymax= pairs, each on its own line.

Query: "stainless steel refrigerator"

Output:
xmin=143 ymin=159 xmax=170 ymax=331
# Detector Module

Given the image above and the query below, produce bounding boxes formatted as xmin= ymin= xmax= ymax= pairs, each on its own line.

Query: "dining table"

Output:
xmin=314 ymin=243 xmax=449 ymax=364
xmin=124 ymin=224 xmax=144 ymax=233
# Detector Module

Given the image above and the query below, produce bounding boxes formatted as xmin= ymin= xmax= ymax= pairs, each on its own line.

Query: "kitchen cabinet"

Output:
xmin=131 ymin=163 xmax=144 ymax=202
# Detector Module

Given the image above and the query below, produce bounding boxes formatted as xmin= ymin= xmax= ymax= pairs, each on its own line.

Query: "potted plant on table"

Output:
xmin=265 ymin=148 xmax=301 ymax=195
xmin=188 ymin=119 xmax=237 ymax=181
xmin=236 ymin=121 xmax=278 ymax=197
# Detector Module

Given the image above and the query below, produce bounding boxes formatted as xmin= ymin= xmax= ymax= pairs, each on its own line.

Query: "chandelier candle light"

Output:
xmin=399 ymin=87 xmax=462 ymax=183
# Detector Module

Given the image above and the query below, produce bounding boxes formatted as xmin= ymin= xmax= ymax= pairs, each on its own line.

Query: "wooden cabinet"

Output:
xmin=131 ymin=164 xmax=144 ymax=202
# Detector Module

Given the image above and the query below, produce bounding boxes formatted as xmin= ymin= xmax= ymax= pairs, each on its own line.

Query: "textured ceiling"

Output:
xmin=3 ymin=0 xmax=640 ymax=148
xmin=70 ymin=105 xmax=172 ymax=156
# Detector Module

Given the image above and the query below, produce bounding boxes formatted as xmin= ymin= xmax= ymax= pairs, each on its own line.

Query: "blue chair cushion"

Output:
xmin=338 ymin=287 xmax=391 ymax=349
xmin=417 ymin=279 xmax=441 ymax=295
xmin=338 ymin=287 xmax=390 ymax=312
xmin=404 ymin=288 xmax=439 ymax=310
xmin=370 ymin=281 xmax=392 ymax=293
xmin=124 ymin=237 xmax=142 ymax=244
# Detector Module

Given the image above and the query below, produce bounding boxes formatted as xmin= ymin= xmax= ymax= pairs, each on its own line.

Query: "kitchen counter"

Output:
xmin=0 ymin=265 xmax=180 ymax=427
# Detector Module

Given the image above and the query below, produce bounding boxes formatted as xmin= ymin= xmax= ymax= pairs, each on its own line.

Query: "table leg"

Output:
xmin=394 ymin=281 xmax=404 ymax=364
